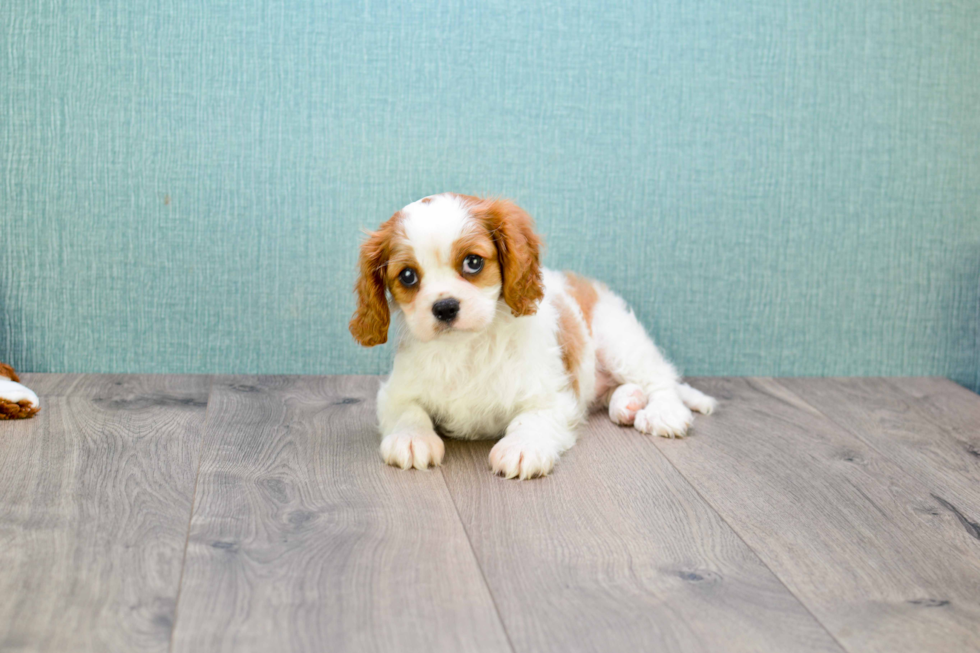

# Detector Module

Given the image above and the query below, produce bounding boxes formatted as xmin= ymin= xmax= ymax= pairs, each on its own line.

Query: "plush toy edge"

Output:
xmin=0 ymin=363 xmax=21 ymax=382
xmin=0 ymin=363 xmax=40 ymax=420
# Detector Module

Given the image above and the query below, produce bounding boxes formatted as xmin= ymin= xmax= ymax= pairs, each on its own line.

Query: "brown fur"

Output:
xmin=0 ymin=363 xmax=19 ymax=382
xmin=462 ymin=196 xmax=544 ymax=316
xmin=451 ymin=230 xmax=502 ymax=290
xmin=385 ymin=241 xmax=424 ymax=307
xmin=349 ymin=212 xmax=405 ymax=347
xmin=0 ymin=363 xmax=38 ymax=419
xmin=553 ymin=295 xmax=587 ymax=396
xmin=0 ymin=399 xmax=39 ymax=420
xmin=563 ymin=271 xmax=600 ymax=334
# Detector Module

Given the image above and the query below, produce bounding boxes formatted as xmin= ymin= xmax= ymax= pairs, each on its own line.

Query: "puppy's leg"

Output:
xmin=489 ymin=397 xmax=580 ymax=480
xmin=592 ymin=290 xmax=715 ymax=438
xmin=377 ymin=384 xmax=443 ymax=470
xmin=676 ymin=381 xmax=717 ymax=415
xmin=607 ymin=383 xmax=647 ymax=426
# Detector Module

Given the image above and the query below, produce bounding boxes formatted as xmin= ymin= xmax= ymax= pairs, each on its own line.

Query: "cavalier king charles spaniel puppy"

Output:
xmin=350 ymin=193 xmax=716 ymax=479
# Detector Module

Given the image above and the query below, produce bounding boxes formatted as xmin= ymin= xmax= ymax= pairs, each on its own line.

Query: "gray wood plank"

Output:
xmin=885 ymin=377 xmax=980 ymax=454
xmin=14 ymin=372 xmax=84 ymax=397
xmin=779 ymin=377 xmax=980 ymax=539
xmin=652 ymin=377 xmax=980 ymax=653
xmin=171 ymin=375 xmax=512 ymax=653
xmin=440 ymin=411 xmax=845 ymax=653
xmin=0 ymin=374 xmax=210 ymax=653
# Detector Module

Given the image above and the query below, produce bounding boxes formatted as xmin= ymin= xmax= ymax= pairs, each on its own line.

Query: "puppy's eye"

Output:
xmin=462 ymin=254 xmax=484 ymax=274
xmin=398 ymin=268 xmax=419 ymax=287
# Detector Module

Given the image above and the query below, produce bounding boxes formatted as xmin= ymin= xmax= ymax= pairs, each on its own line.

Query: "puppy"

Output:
xmin=350 ymin=193 xmax=715 ymax=479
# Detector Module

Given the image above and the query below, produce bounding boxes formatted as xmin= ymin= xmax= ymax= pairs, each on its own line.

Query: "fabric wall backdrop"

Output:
xmin=1 ymin=1 xmax=978 ymax=390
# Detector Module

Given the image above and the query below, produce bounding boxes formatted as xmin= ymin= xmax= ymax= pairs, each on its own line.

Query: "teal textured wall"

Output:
xmin=1 ymin=1 xmax=978 ymax=389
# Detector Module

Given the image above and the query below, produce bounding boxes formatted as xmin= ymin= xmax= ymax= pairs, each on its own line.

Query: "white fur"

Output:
xmin=0 ymin=379 xmax=39 ymax=408
xmin=374 ymin=194 xmax=715 ymax=478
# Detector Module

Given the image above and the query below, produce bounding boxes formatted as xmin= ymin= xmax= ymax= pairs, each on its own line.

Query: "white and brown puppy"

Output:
xmin=350 ymin=193 xmax=715 ymax=479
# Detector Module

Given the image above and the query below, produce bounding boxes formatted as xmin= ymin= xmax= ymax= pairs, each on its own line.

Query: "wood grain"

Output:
xmin=0 ymin=374 xmax=210 ymax=653
xmin=779 ymin=377 xmax=980 ymax=541
xmin=170 ymin=375 xmax=511 ymax=653
xmin=5 ymin=375 xmax=979 ymax=652
xmin=651 ymin=377 xmax=980 ymax=653
xmin=440 ymin=410 xmax=845 ymax=653
xmin=15 ymin=372 xmax=84 ymax=397
xmin=885 ymin=377 xmax=980 ymax=455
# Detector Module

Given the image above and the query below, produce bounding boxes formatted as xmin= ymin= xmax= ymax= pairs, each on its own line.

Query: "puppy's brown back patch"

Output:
xmin=564 ymin=271 xmax=600 ymax=334
xmin=553 ymin=295 xmax=587 ymax=397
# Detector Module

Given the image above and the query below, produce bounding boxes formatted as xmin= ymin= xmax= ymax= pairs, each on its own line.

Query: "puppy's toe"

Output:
xmin=380 ymin=431 xmax=445 ymax=470
xmin=608 ymin=383 xmax=647 ymax=426
xmin=489 ymin=435 xmax=558 ymax=480
xmin=634 ymin=394 xmax=694 ymax=438
xmin=677 ymin=382 xmax=717 ymax=415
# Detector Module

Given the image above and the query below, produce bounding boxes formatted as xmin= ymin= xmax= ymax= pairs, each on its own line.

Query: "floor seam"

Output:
xmin=438 ymin=462 xmax=519 ymax=653
xmin=167 ymin=375 xmax=214 ymax=653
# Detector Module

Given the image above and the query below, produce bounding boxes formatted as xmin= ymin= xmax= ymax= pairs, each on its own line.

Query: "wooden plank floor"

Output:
xmin=1 ymin=375 xmax=978 ymax=653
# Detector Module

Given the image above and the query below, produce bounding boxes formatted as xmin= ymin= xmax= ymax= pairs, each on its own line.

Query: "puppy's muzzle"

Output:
xmin=432 ymin=298 xmax=460 ymax=323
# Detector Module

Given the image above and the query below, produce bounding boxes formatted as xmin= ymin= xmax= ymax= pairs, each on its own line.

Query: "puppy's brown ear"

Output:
xmin=349 ymin=217 xmax=397 ymax=347
xmin=476 ymin=198 xmax=544 ymax=316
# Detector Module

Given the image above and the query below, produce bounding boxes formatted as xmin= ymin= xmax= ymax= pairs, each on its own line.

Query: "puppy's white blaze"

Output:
xmin=401 ymin=193 xmax=471 ymax=261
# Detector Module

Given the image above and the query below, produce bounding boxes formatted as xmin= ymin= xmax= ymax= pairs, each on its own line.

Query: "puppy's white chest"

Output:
xmin=398 ymin=329 xmax=551 ymax=440
xmin=414 ymin=359 xmax=521 ymax=440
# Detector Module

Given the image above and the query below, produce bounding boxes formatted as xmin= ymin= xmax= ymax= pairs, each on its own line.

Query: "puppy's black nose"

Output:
xmin=432 ymin=298 xmax=460 ymax=323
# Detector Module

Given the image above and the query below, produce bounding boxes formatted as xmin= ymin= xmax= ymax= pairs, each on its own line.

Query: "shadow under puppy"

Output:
xmin=350 ymin=193 xmax=715 ymax=479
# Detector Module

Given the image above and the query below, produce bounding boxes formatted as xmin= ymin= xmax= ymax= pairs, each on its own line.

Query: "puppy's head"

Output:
xmin=350 ymin=194 xmax=543 ymax=346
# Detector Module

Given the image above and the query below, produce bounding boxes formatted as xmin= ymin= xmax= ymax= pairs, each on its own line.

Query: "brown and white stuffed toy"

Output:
xmin=0 ymin=363 xmax=40 ymax=420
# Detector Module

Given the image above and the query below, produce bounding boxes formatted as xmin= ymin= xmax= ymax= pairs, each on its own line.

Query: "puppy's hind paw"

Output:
xmin=608 ymin=384 xmax=647 ymax=426
xmin=380 ymin=431 xmax=445 ymax=470
xmin=677 ymin=382 xmax=717 ymax=415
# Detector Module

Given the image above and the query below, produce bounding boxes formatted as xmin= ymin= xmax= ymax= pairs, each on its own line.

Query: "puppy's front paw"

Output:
xmin=380 ymin=431 xmax=445 ymax=470
xmin=608 ymin=383 xmax=647 ymax=426
xmin=489 ymin=434 xmax=559 ymax=480
xmin=634 ymin=392 xmax=693 ymax=438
